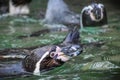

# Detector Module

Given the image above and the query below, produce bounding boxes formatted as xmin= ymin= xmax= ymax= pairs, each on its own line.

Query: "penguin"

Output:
xmin=0 ymin=0 xmax=32 ymax=15
xmin=9 ymin=0 xmax=32 ymax=15
xmin=80 ymin=3 xmax=107 ymax=28
xmin=0 ymin=29 xmax=82 ymax=77
xmin=23 ymin=29 xmax=82 ymax=75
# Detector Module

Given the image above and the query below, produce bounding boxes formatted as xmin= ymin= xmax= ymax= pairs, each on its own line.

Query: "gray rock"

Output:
xmin=44 ymin=0 xmax=80 ymax=28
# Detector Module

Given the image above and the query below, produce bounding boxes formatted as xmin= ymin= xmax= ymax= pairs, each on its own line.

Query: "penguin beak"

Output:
xmin=55 ymin=52 xmax=70 ymax=62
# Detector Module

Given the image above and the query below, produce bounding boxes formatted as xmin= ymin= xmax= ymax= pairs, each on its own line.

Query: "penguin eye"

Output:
xmin=100 ymin=5 xmax=104 ymax=9
xmin=91 ymin=10 xmax=93 ymax=13
xmin=50 ymin=52 xmax=55 ymax=58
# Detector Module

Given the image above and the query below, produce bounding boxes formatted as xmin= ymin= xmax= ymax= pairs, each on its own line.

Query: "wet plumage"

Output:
xmin=0 ymin=29 xmax=82 ymax=77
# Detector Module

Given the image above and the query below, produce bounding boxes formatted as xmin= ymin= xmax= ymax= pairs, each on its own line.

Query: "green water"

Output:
xmin=0 ymin=0 xmax=120 ymax=80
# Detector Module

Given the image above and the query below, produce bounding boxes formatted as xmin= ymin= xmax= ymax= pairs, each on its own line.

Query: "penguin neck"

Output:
xmin=33 ymin=51 xmax=49 ymax=76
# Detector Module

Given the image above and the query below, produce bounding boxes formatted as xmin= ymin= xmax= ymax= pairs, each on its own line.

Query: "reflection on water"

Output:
xmin=0 ymin=0 xmax=120 ymax=80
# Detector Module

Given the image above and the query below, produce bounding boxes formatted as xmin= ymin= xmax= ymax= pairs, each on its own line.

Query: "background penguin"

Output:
xmin=80 ymin=3 xmax=107 ymax=28
xmin=0 ymin=0 xmax=32 ymax=15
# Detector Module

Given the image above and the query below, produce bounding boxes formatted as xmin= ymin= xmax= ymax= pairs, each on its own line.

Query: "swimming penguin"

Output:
xmin=80 ymin=3 xmax=107 ymax=28
xmin=23 ymin=29 xmax=82 ymax=75
xmin=0 ymin=29 xmax=82 ymax=77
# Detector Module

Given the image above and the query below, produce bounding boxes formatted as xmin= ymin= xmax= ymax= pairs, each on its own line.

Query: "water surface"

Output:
xmin=0 ymin=0 xmax=120 ymax=80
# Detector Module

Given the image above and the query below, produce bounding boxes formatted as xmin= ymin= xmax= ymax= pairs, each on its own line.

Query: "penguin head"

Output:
xmin=88 ymin=3 xmax=104 ymax=21
xmin=49 ymin=46 xmax=70 ymax=62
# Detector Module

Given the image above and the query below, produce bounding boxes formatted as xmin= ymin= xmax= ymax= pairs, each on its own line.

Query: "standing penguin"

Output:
xmin=9 ymin=0 xmax=32 ymax=15
xmin=0 ymin=0 xmax=32 ymax=15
